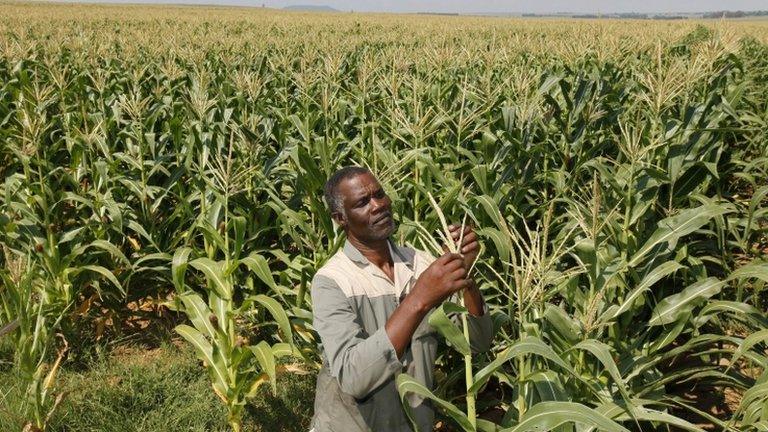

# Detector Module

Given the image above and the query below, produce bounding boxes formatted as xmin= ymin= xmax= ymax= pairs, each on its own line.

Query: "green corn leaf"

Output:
xmin=699 ymin=301 xmax=768 ymax=328
xmin=175 ymin=324 xmax=229 ymax=396
xmin=127 ymin=220 xmax=158 ymax=249
xmin=239 ymin=252 xmax=277 ymax=291
xmin=728 ymin=261 xmax=768 ymax=284
xmin=208 ymin=291 xmax=229 ymax=335
xmin=271 ymin=342 xmax=296 ymax=358
xmin=612 ymin=261 xmax=684 ymax=320
xmin=133 ymin=252 xmax=171 ymax=268
xmin=648 ymin=277 xmax=724 ymax=326
xmin=90 ymin=239 xmax=131 ymax=266
xmin=592 ymin=402 xmax=704 ymax=432
xmin=543 ymin=304 xmax=581 ymax=344
xmin=190 ymin=257 xmax=231 ymax=299
xmin=252 ymin=294 xmax=293 ymax=344
xmin=475 ymin=194 xmax=511 ymax=237
xmin=231 ymin=215 xmax=246 ymax=261
xmin=470 ymin=337 xmax=574 ymax=393
xmin=739 ymin=381 xmax=768 ymax=418
xmin=650 ymin=319 xmax=687 ymax=352
xmin=69 ymin=265 xmax=124 ymax=295
xmin=206 ymin=199 xmax=223 ymax=235
xmin=527 ymin=371 xmax=568 ymax=402
xmin=172 ymin=247 xmax=193 ymax=290
xmin=197 ymin=223 xmax=227 ymax=252
xmin=729 ymin=329 xmax=768 ymax=370
xmin=179 ymin=292 xmax=217 ymax=339
xmin=570 ymin=340 xmax=631 ymax=403
xmin=501 ymin=401 xmax=630 ymax=432
xmin=629 ymin=204 xmax=728 ymax=267
xmin=669 ymin=399 xmax=730 ymax=430
xmin=396 ymin=373 xmax=474 ymax=432
xmin=429 ymin=302 xmax=471 ymax=356
xmin=58 ymin=226 xmax=86 ymax=244
xmin=479 ymin=227 xmax=511 ymax=264
xmin=477 ymin=419 xmax=501 ymax=432
xmin=251 ymin=341 xmax=277 ymax=394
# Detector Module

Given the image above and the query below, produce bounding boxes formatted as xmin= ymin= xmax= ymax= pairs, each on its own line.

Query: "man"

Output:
xmin=310 ymin=166 xmax=493 ymax=432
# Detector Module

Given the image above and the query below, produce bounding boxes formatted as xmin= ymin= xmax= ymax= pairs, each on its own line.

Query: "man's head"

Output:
xmin=324 ymin=167 xmax=395 ymax=242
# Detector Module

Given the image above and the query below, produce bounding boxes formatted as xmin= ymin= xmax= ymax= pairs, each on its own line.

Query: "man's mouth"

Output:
xmin=372 ymin=212 xmax=392 ymax=226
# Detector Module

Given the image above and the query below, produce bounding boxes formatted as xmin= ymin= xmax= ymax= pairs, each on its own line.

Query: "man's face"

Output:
xmin=335 ymin=172 xmax=395 ymax=242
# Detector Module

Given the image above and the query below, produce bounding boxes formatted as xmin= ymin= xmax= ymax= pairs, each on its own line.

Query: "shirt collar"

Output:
xmin=342 ymin=239 xmax=369 ymax=264
xmin=342 ymin=238 xmax=415 ymax=270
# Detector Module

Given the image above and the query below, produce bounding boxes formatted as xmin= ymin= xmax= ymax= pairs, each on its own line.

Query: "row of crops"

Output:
xmin=1 ymin=3 xmax=767 ymax=431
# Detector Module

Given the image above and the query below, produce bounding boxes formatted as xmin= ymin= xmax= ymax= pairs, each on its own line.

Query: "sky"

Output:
xmin=64 ymin=0 xmax=768 ymax=14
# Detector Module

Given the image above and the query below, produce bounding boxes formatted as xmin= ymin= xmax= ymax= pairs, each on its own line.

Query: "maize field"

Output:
xmin=1 ymin=2 xmax=768 ymax=431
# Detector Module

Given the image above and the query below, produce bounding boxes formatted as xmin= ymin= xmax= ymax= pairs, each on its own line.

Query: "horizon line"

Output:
xmin=27 ymin=0 xmax=768 ymax=16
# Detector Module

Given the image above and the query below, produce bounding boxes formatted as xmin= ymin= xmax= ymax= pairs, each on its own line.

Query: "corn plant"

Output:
xmin=402 ymin=192 xmax=479 ymax=429
xmin=1 ymin=6 xmax=767 ymax=431
xmin=0 ymin=251 xmax=67 ymax=431
xmin=169 ymin=134 xmax=298 ymax=431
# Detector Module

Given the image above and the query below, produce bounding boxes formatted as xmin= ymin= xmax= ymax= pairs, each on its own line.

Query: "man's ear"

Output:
xmin=332 ymin=211 xmax=346 ymax=229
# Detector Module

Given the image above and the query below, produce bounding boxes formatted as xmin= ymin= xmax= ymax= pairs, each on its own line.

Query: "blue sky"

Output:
xmin=66 ymin=0 xmax=768 ymax=14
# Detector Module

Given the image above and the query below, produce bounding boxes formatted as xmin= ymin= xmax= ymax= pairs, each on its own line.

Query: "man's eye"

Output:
xmin=356 ymin=198 xmax=369 ymax=207
xmin=374 ymin=190 xmax=386 ymax=198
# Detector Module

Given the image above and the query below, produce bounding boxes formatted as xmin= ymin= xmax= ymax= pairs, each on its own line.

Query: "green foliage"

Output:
xmin=1 ymin=5 xmax=767 ymax=431
xmin=0 ymin=342 xmax=316 ymax=432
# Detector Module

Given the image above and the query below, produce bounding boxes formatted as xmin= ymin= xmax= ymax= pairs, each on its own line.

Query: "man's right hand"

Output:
xmin=386 ymin=252 xmax=470 ymax=358
xmin=409 ymin=253 xmax=470 ymax=311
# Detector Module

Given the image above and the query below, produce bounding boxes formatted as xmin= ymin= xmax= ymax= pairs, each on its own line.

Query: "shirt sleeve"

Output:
xmin=463 ymin=302 xmax=494 ymax=354
xmin=311 ymin=274 xmax=403 ymax=400
xmin=446 ymin=289 xmax=493 ymax=354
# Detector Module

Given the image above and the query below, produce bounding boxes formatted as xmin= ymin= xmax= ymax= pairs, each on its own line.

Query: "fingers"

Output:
xmin=449 ymin=266 xmax=467 ymax=281
xmin=460 ymin=238 xmax=479 ymax=255
xmin=450 ymin=278 xmax=472 ymax=293
xmin=438 ymin=252 xmax=464 ymax=265
xmin=443 ymin=255 xmax=465 ymax=272
xmin=460 ymin=230 xmax=477 ymax=242
xmin=449 ymin=224 xmax=475 ymax=240
xmin=459 ymin=231 xmax=477 ymax=246
xmin=439 ymin=252 xmax=463 ymax=261
xmin=449 ymin=223 xmax=472 ymax=235
xmin=447 ymin=227 xmax=479 ymax=255
xmin=437 ymin=252 xmax=452 ymax=263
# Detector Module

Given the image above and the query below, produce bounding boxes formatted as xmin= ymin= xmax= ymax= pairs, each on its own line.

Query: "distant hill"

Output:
xmin=513 ymin=10 xmax=768 ymax=20
xmin=283 ymin=5 xmax=339 ymax=12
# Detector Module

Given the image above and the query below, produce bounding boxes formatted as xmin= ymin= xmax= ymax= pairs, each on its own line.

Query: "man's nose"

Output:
xmin=371 ymin=196 xmax=389 ymax=212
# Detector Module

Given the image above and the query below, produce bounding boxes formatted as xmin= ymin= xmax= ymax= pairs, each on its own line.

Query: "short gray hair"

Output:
xmin=323 ymin=166 xmax=371 ymax=216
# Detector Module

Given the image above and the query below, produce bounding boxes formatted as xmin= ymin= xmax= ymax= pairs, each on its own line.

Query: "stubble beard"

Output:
xmin=368 ymin=219 xmax=397 ymax=241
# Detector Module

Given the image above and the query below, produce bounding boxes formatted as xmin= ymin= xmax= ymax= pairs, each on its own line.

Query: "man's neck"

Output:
xmin=347 ymin=235 xmax=392 ymax=268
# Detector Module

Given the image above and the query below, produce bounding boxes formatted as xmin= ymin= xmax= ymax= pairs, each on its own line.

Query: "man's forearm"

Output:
xmin=463 ymin=280 xmax=486 ymax=316
xmin=384 ymin=293 xmax=429 ymax=359
xmin=386 ymin=280 xmax=484 ymax=359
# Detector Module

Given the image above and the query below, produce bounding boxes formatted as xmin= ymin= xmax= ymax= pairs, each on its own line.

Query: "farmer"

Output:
xmin=310 ymin=166 xmax=493 ymax=432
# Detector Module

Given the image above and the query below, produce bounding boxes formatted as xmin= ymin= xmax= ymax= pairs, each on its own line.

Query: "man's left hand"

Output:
xmin=448 ymin=224 xmax=479 ymax=271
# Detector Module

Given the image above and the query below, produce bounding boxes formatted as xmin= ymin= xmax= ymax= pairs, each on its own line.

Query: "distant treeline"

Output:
xmin=522 ymin=13 xmax=686 ymax=20
xmin=572 ymin=13 xmax=686 ymax=20
xmin=702 ymin=10 xmax=768 ymax=18
xmin=416 ymin=12 xmax=460 ymax=16
xmin=521 ymin=10 xmax=768 ymax=20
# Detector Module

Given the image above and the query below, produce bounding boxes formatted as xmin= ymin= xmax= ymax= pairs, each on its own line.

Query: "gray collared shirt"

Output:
xmin=310 ymin=239 xmax=493 ymax=432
